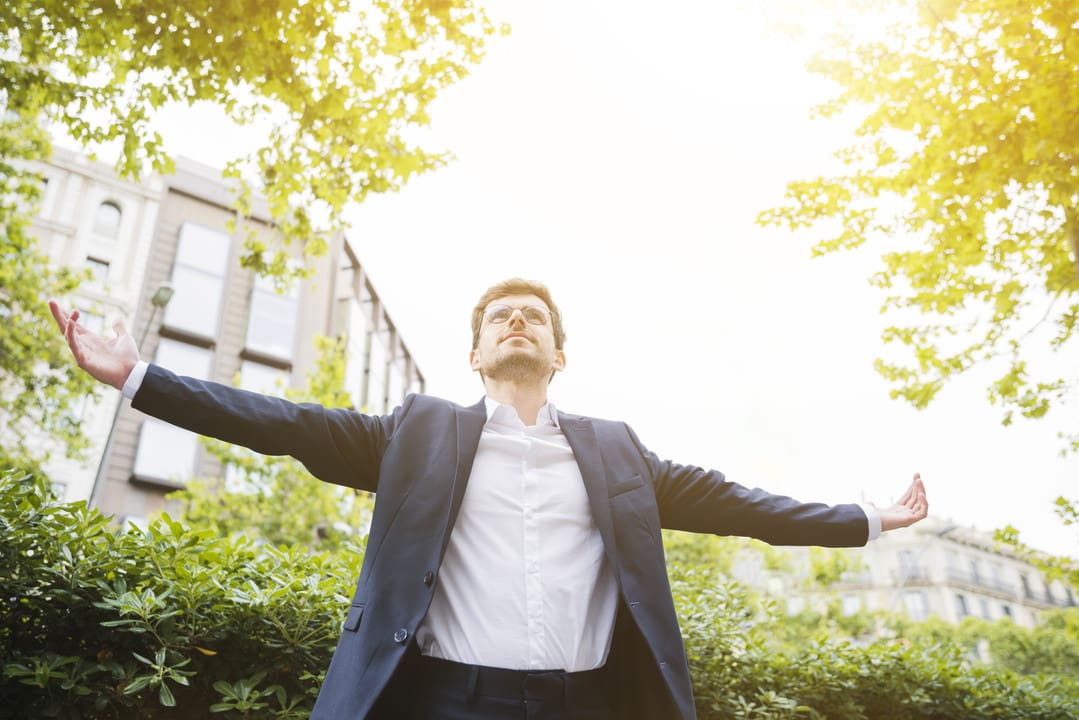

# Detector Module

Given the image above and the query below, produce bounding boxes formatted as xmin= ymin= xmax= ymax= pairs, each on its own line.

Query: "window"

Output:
xmin=132 ymin=340 xmax=212 ymax=484
xmin=840 ymin=595 xmax=862 ymax=616
xmin=162 ymin=223 xmax=230 ymax=338
xmin=366 ymin=332 xmax=388 ymax=414
xmin=94 ymin=201 xmax=122 ymax=238
xmin=1002 ymin=605 xmax=1013 ymax=619
xmin=77 ymin=310 xmax=104 ymax=335
xmin=341 ymin=298 xmax=370 ymax=409
xmin=978 ymin=597 xmax=990 ymax=619
xmin=956 ymin=594 xmax=970 ymax=619
xmin=245 ymin=272 xmax=298 ymax=359
xmin=902 ymin=591 xmax=929 ymax=622
xmin=84 ymin=258 xmax=109 ymax=290
xmin=239 ymin=360 xmax=287 ymax=396
xmin=225 ymin=361 xmax=288 ymax=491
xmin=387 ymin=355 xmax=406 ymax=409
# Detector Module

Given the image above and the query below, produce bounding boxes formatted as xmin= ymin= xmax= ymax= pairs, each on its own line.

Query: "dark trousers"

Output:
xmin=372 ymin=644 xmax=615 ymax=719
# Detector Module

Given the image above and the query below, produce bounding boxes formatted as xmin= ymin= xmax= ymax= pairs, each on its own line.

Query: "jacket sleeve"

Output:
xmin=131 ymin=363 xmax=407 ymax=492
xmin=623 ymin=423 xmax=868 ymax=547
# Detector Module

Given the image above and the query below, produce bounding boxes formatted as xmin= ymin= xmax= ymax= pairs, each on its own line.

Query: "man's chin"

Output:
xmin=483 ymin=355 xmax=549 ymax=383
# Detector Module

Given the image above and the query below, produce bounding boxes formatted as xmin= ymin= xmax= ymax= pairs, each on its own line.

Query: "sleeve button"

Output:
xmin=394 ymin=628 xmax=409 ymax=644
xmin=423 ymin=571 xmax=434 ymax=587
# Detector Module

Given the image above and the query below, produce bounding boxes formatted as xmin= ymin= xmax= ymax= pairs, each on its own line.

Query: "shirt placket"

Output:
xmin=521 ymin=428 xmax=545 ymax=669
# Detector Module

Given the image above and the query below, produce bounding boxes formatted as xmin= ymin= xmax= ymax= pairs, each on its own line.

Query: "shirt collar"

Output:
xmin=483 ymin=396 xmax=560 ymax=428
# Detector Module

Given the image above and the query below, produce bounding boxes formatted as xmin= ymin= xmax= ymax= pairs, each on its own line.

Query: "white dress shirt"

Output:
xmin=415 ymin=398 xmax=620 ymax=672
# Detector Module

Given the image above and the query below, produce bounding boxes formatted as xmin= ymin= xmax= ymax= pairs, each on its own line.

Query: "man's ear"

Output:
xmin=469 ymin=349 xmax=481 ymax=372
xmin=553 ymin=350 xmax=566 ymax=372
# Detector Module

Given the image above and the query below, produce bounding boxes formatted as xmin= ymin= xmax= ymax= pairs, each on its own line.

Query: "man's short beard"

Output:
xmin=483 ymin=352 xmax=550 ymax=383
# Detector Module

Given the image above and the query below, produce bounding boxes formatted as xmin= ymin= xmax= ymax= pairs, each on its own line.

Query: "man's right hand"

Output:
xmin=49 ymin=300 xmax=139 ymax=390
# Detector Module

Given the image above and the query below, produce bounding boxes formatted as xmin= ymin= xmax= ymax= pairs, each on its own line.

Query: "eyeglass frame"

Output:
xmin=482 ymin=303 xmax=555 ymax=326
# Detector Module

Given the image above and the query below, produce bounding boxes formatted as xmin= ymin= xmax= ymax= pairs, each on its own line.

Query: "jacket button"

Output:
xmin=394 ymin=628 xmax=409 ymax=644
xmin=423 ymin=571 xmax=434 ymax=587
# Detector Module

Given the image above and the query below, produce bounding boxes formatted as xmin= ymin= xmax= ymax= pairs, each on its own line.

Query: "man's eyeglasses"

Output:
xmin=484 ymin=304 xmax=552 ymax=325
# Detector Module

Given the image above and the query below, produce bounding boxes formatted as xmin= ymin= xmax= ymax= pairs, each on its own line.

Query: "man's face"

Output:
xmin=470 ymin=293 xmax=566 ymax=384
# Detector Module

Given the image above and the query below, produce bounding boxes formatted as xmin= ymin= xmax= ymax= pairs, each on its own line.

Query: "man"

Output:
xmin=50 ymin=278 xmax=928 ymax=719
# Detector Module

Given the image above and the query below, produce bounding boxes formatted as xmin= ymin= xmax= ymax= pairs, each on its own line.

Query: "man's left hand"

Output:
xmin=876 ymin=473 xmax=929 ymax=532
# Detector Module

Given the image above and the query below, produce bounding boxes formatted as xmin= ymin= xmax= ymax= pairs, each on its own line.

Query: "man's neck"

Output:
xmin=483 ymin=379 xmax=549 ymax=426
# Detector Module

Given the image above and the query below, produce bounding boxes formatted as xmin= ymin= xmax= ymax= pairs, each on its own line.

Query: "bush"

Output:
xmin=670 ymin=562 xmax=1079 ymax=719
xmin=0 ymin=471 xmax=361 ymax=719
xmin=4 ymin=472 xmax=1078 ymax=719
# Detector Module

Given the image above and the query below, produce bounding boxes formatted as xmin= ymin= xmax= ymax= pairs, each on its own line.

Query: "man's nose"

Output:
xmin=507 ymin=309 xmax=528 ymax=327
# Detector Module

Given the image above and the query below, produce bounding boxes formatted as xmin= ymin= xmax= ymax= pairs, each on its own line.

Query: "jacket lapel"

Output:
xmin=559 ymin=413 xmax=621 ymax=576
xmin=438 ymin=397 xmax=487 ymax=558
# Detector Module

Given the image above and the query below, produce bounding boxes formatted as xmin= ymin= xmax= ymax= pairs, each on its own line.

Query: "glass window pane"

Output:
xmin=163 ymin=265 xmax=223 ymax=336
xmin=245 ymin=288 xmax=298 ymax=358
xmin=366 ymin=333 xmax=387 ymax=414
xmin=155 ymin=338 xmax=212 ymax=379
xmin=239 ymin=360 xmax=286 ymax=396
xmin=175 ymin=223 xmax=230 ymax=274
xmin=343 ymin=300 xmax=369 ymax=408
xmin=133 ymin=419 xmax=197 ymax=482
xmin=85 ymin=258 xmax=109 ymax=289
xmin=388 ymin=359 xmax=405 ymax=408
xmin=94 ymin=202 xmax=121 ymax=238
xmin=78 ymin=310 xmax=105 ymax=335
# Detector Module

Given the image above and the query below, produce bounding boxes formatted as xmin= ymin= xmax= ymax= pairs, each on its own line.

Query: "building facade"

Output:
xmin=769 ymin=517 xmax=1076 ymax=629
xmin=26 ymin=149 xmax=424 ymax=524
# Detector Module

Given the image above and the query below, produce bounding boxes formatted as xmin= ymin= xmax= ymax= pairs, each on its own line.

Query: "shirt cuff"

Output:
xmin=860 ymin=502 xmax=882 ymax=542
xmin=121 ymin=361 xmax=150 ymax=400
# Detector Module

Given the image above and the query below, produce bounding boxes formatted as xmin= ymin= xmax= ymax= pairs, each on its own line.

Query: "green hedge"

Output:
xmin=3 ymin=471 xmax=1077 ymax=719
xmin=0 ymin=472 xmax=359 ymax=719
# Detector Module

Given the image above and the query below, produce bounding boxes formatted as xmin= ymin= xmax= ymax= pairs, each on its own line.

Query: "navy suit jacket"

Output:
xmin=133 ymin=364 xmax=869 ymax=720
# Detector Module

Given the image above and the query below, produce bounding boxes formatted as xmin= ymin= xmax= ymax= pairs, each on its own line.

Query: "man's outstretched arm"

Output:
xmin=47 ymin=299 xmax=397 ymax=492
xmin=49 ymin=300 xmax=139 ymax=390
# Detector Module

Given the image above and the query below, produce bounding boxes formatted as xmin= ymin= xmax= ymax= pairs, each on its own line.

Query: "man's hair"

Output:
xmin=471 ymin=278 xmax=566 ymax=350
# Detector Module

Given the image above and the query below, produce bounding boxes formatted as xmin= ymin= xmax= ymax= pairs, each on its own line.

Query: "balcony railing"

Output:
xmin=945 ymin=567 xmax=1017 ymax=596
xmin=891 ymin=566 xmax=931 ymax=584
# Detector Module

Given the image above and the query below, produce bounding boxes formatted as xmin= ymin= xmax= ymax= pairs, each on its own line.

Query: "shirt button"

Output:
xmin=394 ymin=628 xmax=409 ymax=644
xmin=423 ymin=571 xmax=434 ymax=587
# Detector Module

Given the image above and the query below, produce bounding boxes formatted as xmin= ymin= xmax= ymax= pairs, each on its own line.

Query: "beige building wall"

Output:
xmin=19 ymin=148 xmax=424 ymax=523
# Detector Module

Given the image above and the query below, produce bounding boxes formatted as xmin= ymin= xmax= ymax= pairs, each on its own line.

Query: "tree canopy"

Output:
xmin=0 ymin=0 xmax=498 ymax=472
xmin=759 ymin=0 xmax=1078 ymax=449
xmin=2 ymin=0 xmax=500 ymax=275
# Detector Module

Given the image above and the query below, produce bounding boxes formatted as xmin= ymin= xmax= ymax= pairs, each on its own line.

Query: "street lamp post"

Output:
xmin=87 ymin=282 xmax=174 ymax=508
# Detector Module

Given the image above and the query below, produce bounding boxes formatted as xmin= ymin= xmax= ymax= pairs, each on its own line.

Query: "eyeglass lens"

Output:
xmin=486 ymin=305 xmax=549 ymax=325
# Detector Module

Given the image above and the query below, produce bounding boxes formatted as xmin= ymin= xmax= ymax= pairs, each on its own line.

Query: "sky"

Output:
xmin=131 ymin=0 xmax=1075 ymax=556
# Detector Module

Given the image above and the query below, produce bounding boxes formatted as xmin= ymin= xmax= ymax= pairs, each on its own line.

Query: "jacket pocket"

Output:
xmin=343 ymin=603 xmax=365 ymax=632
xmin=607 ymin=473 xmax=644 ymax=499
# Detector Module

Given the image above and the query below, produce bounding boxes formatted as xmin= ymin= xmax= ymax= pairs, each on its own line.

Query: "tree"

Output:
xmin=169 ymin=336 xmax=372 ymax=551
xmin=760 ymin=0 xmax=1078 ymax=441
xmin=0 ymin=0 xmax=498 ymax=473
xmin=2 ymin=0 xmax=501 ymax=279
xmin=758 ymin=0 xmax=1078 ymax=565
xmin=0 ymin=116 xmax=99 ymax=474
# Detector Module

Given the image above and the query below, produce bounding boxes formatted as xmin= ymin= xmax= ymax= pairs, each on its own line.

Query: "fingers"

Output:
xmin=48 ymin=300 xmax=69 ymax=333
xmin=112 ymin=317 xmax=128 ymax=339
xmin=64 ymin=310 xmax=84 ymax=366
xmin=897 ymin=479 xmax=914 ymax=506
